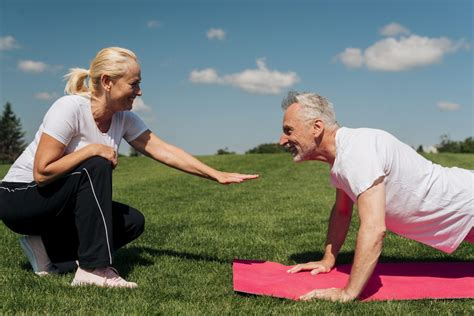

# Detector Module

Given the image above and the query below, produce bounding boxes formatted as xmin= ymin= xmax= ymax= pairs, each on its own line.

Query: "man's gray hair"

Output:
xmin=281 ymin=91 xmax=338 ymax=127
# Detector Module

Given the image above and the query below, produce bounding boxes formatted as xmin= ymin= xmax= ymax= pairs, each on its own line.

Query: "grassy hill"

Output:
xmin=0 ymin=153 xmax=473 ymax=314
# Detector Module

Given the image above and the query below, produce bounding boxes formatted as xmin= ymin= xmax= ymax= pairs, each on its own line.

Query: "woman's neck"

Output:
xmin=90 ymin=97 xmax=114 ymax=133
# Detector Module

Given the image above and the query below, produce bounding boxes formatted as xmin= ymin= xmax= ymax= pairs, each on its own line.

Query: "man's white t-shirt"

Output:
xmin=2 ymin=95 xmax=148 ymax=183
xmin=330 ymin=127 xmax=474 ymax=253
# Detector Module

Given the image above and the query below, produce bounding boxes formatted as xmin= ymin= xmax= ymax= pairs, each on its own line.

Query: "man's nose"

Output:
xmin=279 ymin=134 xmax=288 ymax=146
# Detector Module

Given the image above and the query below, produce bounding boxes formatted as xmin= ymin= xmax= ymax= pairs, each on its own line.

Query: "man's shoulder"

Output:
xmin=340 ymin=127 xmax=392 ymax=137
xmin=335 ymin=127 xmax=398 ymax=167
xmin=339 ymin=127 xmax=399 ymax=148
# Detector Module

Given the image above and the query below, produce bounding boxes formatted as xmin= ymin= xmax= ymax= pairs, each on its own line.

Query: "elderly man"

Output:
xmin=280 ymin=91 xmax=473 ymax=302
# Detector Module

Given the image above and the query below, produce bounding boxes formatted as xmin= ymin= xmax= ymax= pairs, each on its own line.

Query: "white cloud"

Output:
xmin=380 ymin=23 xmax=411 ymax=36
xmin=364 ymin=35 xmax=462 ymax=71
xmin=34 ymin=92 xmax=58 ymax=101
xmin=0 ymin=35 xmax=20 ymax=51
xmin=147 ymin=20 xmax=161 ymax=28
xmin=335 ymin=25 xmax=468 ymax=72
xmin=189 ymin=68 xmax=221 ymax=84
xmin=223 ymin=58 xmax=300 ymax=94
xmin=336 ymin=48 xmax=363 ymax=68
xmin=18 ymin=60 xmax=63 ymax=74
xmin=132 ymin=98 xmax=156 ymax=124
xmin=437 ymin=101 xmax=461 ymax=111
xmin=132 ymin=97 xmax=152 ymax=112
xmin=18 ymin=60 xmax=48 ymax=73
xmin=189 ymin=58 xmax=300 ymax=95
xmin=206 ymin=28 xmax=226 ymax=41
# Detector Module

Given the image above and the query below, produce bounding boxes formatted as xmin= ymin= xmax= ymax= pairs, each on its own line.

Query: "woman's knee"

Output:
xmin=83 ymin=156 xmax=112 ymax=168
xmin=77 ymin=157 xmax=113 ymax=179
xmin=113 ymin=206 xmax=145 ymax=250
xmin=130 ymin=209 xmax=145 ymax=238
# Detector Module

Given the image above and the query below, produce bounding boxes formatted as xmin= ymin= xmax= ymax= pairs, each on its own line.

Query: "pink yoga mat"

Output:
xmin=233 ymin=259 xmax=474 ymax=301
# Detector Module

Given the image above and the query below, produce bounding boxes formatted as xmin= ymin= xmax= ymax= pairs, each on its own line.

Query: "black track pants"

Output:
xmin=0 ymin=157 xmax=145 ymax=269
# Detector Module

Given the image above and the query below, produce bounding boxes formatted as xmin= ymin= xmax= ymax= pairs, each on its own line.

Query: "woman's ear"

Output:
xmin=100 ymin=74 xmax=112 ymax=92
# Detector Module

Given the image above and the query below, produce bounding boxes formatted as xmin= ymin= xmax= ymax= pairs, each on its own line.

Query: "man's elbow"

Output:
xmin=373 ymin=226 xmax=387 ymax=241
xmin=360 ymin=224 xmax=386 ymax=243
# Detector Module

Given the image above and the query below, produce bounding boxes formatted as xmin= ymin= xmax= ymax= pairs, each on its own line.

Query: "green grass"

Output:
xmin=0 ymin=153 xmax=473 ymax=314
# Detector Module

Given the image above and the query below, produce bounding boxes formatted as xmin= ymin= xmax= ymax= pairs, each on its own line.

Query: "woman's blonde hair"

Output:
xmin=64 ymin=47 xmax=138 ymax=97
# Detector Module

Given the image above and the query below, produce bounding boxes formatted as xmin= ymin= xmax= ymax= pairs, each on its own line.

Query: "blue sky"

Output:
xmin=0 ymin=0 xmax=472 ymax=155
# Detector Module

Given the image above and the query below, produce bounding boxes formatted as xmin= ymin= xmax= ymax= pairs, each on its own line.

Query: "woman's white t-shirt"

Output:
xmin=330 ymin=127 xmax=473 ymax=253
xmin=3 ymin=95 xmax=148 ymax=183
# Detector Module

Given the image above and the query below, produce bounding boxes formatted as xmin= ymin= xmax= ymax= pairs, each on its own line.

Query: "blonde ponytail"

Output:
xmin=64 ymin=68 xmax=90 ymax=96
xmin=63 ymin=47 xmax=138 ymax=98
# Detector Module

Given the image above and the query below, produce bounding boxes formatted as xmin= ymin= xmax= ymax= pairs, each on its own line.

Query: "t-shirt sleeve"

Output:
xmin=338 ymin=139 xmax=386 ymax=199
xmin=42 ymin=97 xmax=79 ymax=145
xmin=122 ymin=112 xmax=149 ymax=142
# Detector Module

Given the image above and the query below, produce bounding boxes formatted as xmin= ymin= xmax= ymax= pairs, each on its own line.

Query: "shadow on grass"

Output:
xmin=18 ymin=246 xmax=228 ymax=277
xmin=115 ymin=246 xmax=228 ymax=275
xmin=289 ymin=251 xmax=354 ymax=264
xmin=289 ymin=251 xmax=473 ymax=264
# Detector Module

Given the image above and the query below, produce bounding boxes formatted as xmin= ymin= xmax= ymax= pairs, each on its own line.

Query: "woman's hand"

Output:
xmin=87 ymin=144 xmax=118 ymax=168
xmin=214 ymin=171 xmax=259 ymax=184
xmin=130 ymin=131 xmax=259 ymax=183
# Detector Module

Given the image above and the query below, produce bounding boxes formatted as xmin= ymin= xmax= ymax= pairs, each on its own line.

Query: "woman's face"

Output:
xmin=108 ymin=60 xmax=142 ymax=112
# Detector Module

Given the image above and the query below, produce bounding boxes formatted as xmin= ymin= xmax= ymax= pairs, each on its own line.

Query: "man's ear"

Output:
xmin=313 ymin=119 xmax=325 ymax=138
xmin=100 ymin=74 xmax=113 ymax=92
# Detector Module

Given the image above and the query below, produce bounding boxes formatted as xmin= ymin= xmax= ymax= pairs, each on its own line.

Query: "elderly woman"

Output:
xmin=0 ymin=47 xmax=257 ymax=288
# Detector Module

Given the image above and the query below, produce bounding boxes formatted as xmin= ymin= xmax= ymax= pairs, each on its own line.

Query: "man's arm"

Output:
xmin=301 ymin=178 xmax=386 ymax=302
xmin=288 ymin=189 xmax=353 ymax=275
xmin=344 ymin=177 xmax=386 ymax=297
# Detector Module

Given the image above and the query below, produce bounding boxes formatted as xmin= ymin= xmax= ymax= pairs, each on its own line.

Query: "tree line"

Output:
xmin=435 ymin=135 xmax=474 ymax=153
xmin=0 ymin=102 xmax=472 ymax=164
xmin=220 ymin=137 xmax=474 ymax=155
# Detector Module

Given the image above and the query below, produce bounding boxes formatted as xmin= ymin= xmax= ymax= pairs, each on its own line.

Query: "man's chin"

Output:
xmin=291 ymin=154 xmax=303 ymax=162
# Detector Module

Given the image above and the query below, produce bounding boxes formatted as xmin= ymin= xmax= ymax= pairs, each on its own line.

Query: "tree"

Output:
xmin=436 ymin=135 xmax=474 ymax=153
xmin=416 ymin=145 xmax=424 ymax=153
xmin=246 ymin=143 xmax=289 ymax=154
xmin=460 ymin=137 xmax=474 ymax=153
xmin=0 ymin=102 xmax=26 ymax=163
xmin=437 ymin=135 xmax=461 ymax=153
xmin=216 ymin=147 xmax=235 ymax=155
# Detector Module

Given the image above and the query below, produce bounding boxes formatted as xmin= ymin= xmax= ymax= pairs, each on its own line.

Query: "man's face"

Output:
xmin=279 ymin=103 xmax=317 ymax=162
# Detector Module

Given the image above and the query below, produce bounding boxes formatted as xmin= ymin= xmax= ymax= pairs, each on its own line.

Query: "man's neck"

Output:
xmin=312 ymin=126 xmax=339 ymax=165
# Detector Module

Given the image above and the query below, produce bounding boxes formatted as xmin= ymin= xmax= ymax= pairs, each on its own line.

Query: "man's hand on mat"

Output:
xmin=299 ymin=287 xmax=356 ymax=302
xmin=215 ymin=172 xmax=259 ymax=184
xmin=287 ymin=260 xmax=333 ymax=275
